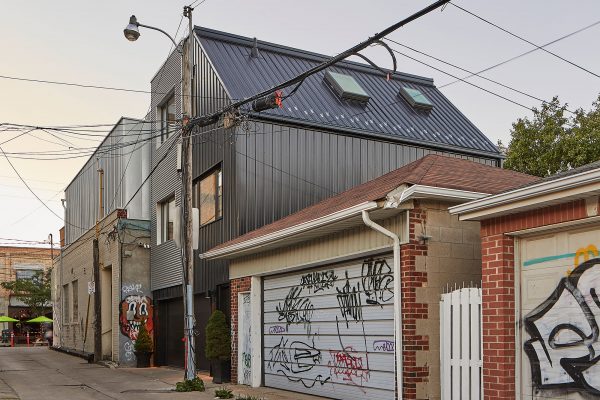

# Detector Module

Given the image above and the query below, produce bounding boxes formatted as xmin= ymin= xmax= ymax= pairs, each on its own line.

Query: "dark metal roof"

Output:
xmin=194 ymin=27 xmax=500 ymax=157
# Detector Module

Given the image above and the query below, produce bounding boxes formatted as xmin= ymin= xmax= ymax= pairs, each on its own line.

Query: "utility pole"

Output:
xmin=181 ymin=5 xmax=196 ymax=381
xmin=93 ymin=165 xmax=104 ymax=362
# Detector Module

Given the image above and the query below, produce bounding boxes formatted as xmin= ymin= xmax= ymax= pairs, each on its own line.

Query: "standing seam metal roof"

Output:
xmin=195 ymin=27 xmax=500 ymax=156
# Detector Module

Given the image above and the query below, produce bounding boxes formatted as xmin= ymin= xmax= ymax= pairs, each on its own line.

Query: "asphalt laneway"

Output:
xmin=0 ymin=347 xmax=328 ymax=400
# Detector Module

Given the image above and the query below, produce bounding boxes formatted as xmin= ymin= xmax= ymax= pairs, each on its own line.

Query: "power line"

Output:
xmin=438 ymin=19 xmax=600 ymax=89
xmin=0 ymin=145 xmax=83 ymax=229
xmin=383 ymin=37 xmax=576 ymax=114
xmin=449 ymin=2 xmax=600 ymax=79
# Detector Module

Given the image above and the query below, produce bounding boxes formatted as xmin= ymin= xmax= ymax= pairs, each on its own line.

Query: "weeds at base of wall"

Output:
xmin=215 ymin=387 xmax=234 ymax=399
xmin=174 ymin=377 xmax=205 ymax=392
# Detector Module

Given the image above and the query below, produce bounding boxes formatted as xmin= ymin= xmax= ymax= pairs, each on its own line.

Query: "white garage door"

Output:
xmin=519 ymin=225 xmax=600 ymax=398
xmin=263 ymin=256 xmax=396 ymax=400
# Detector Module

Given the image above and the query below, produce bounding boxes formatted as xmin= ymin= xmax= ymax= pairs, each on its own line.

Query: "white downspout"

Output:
xmin=362 ymin=210 xmax=403 ymax=399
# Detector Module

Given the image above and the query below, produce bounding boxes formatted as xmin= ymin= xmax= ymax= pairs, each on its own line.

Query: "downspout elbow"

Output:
xmin=361 ymin=210 xmax=403 ymax=399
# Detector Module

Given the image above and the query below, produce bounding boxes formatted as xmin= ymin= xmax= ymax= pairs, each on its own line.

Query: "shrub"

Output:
xmin=134 ymin=322 xmax=152 ymax=353
xmin=215 ymin=387 xmax=234 ymax=399
xmin=175 ymin=376 xmax=205 ymax=392
xmin=205 ymin=310 xmax=231 ymax=361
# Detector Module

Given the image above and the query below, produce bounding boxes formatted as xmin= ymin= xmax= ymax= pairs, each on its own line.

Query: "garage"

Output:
xmin=262 ymin=256 xmax=396 ymax=400
xmin=519 ymin=226 xmax=600 ymax=395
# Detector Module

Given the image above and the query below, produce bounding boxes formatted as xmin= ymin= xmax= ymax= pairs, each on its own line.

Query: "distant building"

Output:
xmin=0 ymin=246 xmax=53 ymax=341
xmin=53 ymin=118 xmax=152 ymax=365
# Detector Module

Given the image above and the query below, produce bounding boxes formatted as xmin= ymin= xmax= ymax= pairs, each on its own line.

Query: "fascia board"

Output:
xmin=201 ymin=201 xmax=379 ymax=259
xmin=399 ymin=185 xmax=489 ymax=204
xmin=449 ymin=168 xmax=600 ymax=219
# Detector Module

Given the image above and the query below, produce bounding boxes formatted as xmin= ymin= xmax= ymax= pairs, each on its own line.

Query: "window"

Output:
xmin=193 ymin=167 xmax=223 ymax=226
xmin=62 ymin=284 xmax=70 ymax=324
xmin=398 ymin=86 xmax=434 ymax=110
xmin=158 ymin=195 xmax=176 ymax=243
xmin=71 ymin=280 xmax=78 ymax=322
xmin=324 ymin=71 xmax=370 ymax=103
xmin=159 ymin=94 xmax=177 ymax=144
xmin=16 ymin=269 xmax=39 ymax=281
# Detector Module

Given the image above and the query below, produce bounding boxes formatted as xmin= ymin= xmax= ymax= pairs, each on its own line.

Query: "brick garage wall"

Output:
xmin=230 ymin=276 xmax=251 ymax=383
xmin=480 ymin=199 xmax=588 ymax=400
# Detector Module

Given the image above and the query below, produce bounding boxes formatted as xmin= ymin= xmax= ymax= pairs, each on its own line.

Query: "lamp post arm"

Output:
xmin=138 ymin=23 xmax=182 ymax=53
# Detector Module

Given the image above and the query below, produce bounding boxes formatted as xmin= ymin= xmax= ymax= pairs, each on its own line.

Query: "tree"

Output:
xmin=503 ymin=95 xmax=600 ymax=177
xmin=1 ymin=268 xmax=52 ymax=317
xmin=205 ymin=310 xmax=231 ymax=361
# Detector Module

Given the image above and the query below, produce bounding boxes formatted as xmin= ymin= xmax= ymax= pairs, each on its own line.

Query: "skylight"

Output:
xmin=324 ymin=71 xmax=370 ymax=103
xmin=399 ymin=86 xmax=433 ymax=110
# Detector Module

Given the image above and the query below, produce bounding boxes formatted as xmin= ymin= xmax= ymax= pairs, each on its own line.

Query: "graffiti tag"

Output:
xmin=276 ymin=287 xmax=314 ymax=332
xmin=361 ymin=259 xmax=394 ymax=306
xmin=267 ymin=337 xmax=330 ymax=388
xmin=373 ymin=340 xmax=395 ymax=352
xmin=336 ymin=272 xmax=363 ymax=327
xmin=269 ymin=325 xmax=286 ymax=334
xmin=328 ymin=347 xmax=370 ymax=389
xmin=300 ymin=270 xmax=338 ymax=293
xmin=122 ymin=283 xmax=143 ymax=294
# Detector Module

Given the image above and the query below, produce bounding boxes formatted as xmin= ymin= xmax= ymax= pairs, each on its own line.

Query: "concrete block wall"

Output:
xmin=408 ymin=200 xmax=482 ymax=400
xmin=479 ymin=199 xmax=589 ymax=400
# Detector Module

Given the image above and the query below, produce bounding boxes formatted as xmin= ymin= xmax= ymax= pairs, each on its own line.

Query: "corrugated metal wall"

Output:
xmin=235 ymin=120 xmax=498 ymax=236
xmin=64 ymin=118 xmax=151 ymax=245
xmin=150 ymin=48 xmax=184 ymax=291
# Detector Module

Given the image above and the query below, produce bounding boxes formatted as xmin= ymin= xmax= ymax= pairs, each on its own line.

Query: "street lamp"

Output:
xmin=123 ymin=15 xmax=182 ymax=53
xmin=123 ymin=9 xmax=195 ymax=382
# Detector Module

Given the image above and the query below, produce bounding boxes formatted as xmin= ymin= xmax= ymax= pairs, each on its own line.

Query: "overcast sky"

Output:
xmin=1 ymin=0 xmax=599 ymax=245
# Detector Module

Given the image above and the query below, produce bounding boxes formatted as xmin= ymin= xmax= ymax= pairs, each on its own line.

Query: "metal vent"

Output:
xmin=324 ymin=71 xmax=370 ymax=103
xmin=399 ymin=86 xmax=433 ymax=110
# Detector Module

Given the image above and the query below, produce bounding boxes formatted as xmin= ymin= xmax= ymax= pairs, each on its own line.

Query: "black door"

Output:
xmin=156 ymin=298 xmax=185 ymax=367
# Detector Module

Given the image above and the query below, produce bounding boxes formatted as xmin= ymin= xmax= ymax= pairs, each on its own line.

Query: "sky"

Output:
xmin=1 ymin=0 xmax=599 ymax=245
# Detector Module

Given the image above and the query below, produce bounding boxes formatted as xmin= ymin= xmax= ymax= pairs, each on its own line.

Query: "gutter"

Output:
xmin=361 ymin=210 xmax=404 ymax=400
xmin=201 ymin=201 xmax=379 ymax=259
xmin=449 ymin=168 xmax=600 ymax=217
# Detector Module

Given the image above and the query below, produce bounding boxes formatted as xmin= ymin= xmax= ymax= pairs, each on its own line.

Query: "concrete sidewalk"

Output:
xmin=0 ymin=347 xmax=328 ymax=400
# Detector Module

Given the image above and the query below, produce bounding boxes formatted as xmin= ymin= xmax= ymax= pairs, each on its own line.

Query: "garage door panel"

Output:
xmin=264 ymin=372 xmax=395 ymax=400
xmin=264 ymin=320 xmax=394 ymax=336
xmin=520 ymin=225 xmax=600 ymax=398
xmin=263 ymin=256 xmax=395 ymax=400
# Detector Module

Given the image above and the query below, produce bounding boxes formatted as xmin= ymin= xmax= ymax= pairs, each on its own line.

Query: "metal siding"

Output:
xmin=150 ymin=48 xmax=184 ymax=291
xmin=196 ymin=28 xmax=501 ymax=158
xmin=64 ymin=118 xmax=150 ymax=245
xmin=235 ymin=120 xmax=497 ymax=237
xmin=263 ymin=256 xmax=395 ymax=399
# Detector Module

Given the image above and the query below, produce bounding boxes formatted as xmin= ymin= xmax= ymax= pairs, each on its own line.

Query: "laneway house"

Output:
xmin=53 ymin=118 xmax=152 ymax=366
xmin=149 ymin=27 xmax=505 ymax=368
xmin=203 ymin=155 xmax=537 ymax=400
xmin=450 ymin=161 xmax=600 ymax=400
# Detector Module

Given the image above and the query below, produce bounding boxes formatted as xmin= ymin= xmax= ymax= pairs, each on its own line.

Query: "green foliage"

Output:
xmin=134 ymin=322 xmax=153 ymax=353
xmin=0 ymin=268 xmax=51 ymax=317
xmin=504 ymin=95 xmax=600 ymax=177
xmin=205 ymin=310 xmax=231 ymax=361
xmin=175 ymin=376 xmax=205 ymax=392
xmin=215 ymin=387 xmax=234 ymax=399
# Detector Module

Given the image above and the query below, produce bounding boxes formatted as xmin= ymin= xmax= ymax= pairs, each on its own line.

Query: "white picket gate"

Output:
xmin=440 ymin=287 xmax=482 ymax=400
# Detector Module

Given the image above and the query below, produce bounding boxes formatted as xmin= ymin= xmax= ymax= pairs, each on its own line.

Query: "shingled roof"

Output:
xmin=207 ymin=155 xmax=538 ymax=254
xmin=195 ymin=27 xmax=501 ymax=158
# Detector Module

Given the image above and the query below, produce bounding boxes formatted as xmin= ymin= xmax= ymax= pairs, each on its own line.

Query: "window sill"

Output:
xmin=200 ymin=216 xmax=223 ymax=228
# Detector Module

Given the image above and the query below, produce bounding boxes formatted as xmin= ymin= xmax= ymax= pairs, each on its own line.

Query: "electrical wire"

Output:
xmin=0 ymin=145 xmax=84 ymax=229
xmin=449 ymin=2 xmax=600 ymax=79
xmin=384 ymin=38 xmax=577 ymax=115
xmin=438 ymin=19 xmax=600 ymax=89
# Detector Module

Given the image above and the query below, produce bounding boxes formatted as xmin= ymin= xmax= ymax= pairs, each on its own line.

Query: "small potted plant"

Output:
xmin=134 ymin=322 xmax=153 ymax=368
xmin=205 ymin=310 xmax=231 ymax=383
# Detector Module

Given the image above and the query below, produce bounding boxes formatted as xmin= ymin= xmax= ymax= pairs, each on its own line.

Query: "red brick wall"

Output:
xmin=230 ymin=276 xmax=251 ymax=383
xmin=400 ymin=205 xmax=429 ymax=399
xmin=480 ymin=199 xmax=588 ymax=400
